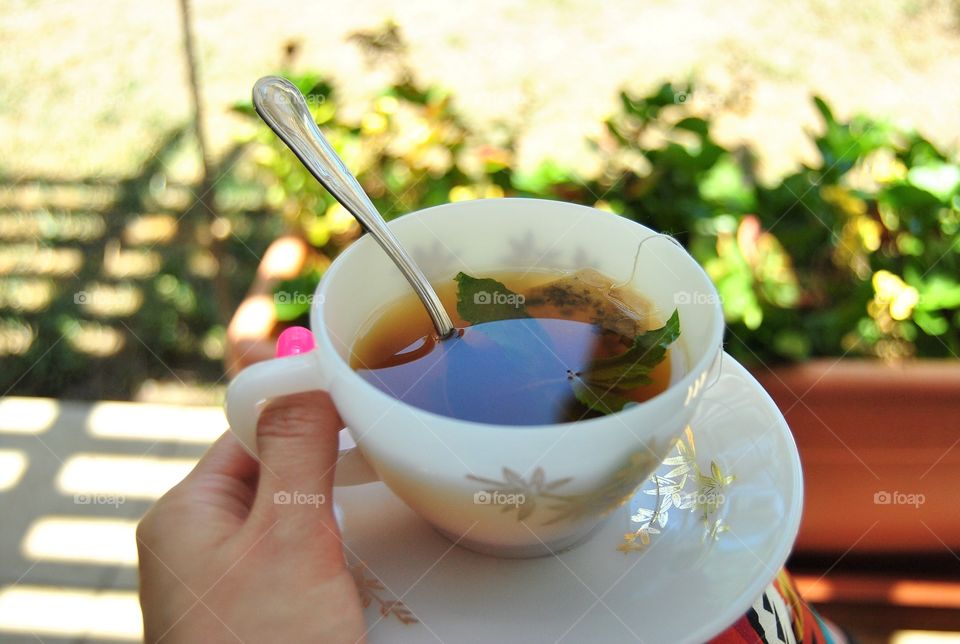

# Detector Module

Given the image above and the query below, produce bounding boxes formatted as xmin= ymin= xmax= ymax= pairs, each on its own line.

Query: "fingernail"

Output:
xmin=276 ymin=326 xmax=315 ymax=357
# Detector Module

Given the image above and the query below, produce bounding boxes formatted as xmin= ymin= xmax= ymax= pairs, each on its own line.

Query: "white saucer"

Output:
xmin=334 ymin=354 xmax=803 ymax=643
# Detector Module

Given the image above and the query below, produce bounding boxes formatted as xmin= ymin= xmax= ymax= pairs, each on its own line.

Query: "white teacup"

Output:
xmin=226 ymin=198 xmax=723 ymax=557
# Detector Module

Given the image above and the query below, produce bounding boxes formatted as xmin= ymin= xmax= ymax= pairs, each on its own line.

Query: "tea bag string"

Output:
xmin=705 ymin=346 xmax=725 ymax=392
xmin=618 ymin=233 xmax=725 ymax=393
xmin=613 ymin=233 xmax=687 ymax=291
xmin=611 ymin=233 xmax=688 ymax=325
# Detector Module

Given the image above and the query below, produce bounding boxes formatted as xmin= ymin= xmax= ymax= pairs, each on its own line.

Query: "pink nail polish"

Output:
xmin=276 ymin=326 xmax=315 ymax=357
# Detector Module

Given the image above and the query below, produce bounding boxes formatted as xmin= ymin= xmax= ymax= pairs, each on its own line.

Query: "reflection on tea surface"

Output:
xmin=351 ymin=270 xmax=679 ymax=425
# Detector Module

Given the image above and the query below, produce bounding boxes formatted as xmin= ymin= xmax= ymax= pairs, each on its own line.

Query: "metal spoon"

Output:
xmin=252 ymin=76 xmax=456 ymax=339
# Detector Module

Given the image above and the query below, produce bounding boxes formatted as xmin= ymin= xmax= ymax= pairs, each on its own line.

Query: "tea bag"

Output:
xmin=522 ymin=268 xmax=653 ymax=337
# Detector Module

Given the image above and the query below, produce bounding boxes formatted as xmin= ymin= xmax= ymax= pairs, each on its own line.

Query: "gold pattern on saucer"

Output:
xmin=467 ymin=447 xmax=661 ymax=525
xmin=543 ymin=451 xmax=661 ymax=525
xmin=350 ymin=562 xmax=418 ymax=625
xmin=619 ymin=426 xmax=735 ymax=553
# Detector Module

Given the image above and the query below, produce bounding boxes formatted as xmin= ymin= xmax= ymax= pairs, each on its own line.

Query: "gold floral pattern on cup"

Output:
xmin=619 ymin=426 xmax=735 ymax=552
xmin=467 ymin=445 xmax=663 ymax=525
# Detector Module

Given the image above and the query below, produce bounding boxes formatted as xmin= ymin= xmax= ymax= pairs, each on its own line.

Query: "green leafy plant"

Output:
xmin=232 ymin=29 xmax=959 ymax=367
xmin=231 ymin=70 xmax=508 ymax=257
xmin=570 ymin=87 xmax=960 ymax=363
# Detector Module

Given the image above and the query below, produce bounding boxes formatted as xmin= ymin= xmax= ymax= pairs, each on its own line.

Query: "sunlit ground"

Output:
xmin=1 ymin=396 xmax=960 ymax=641
xmin=0 ymin=397 xmax=220 ymax=641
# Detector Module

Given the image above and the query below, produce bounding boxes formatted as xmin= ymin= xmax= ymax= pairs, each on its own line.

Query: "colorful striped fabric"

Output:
xmin=710 ymin=571 xmax=844 ymax=644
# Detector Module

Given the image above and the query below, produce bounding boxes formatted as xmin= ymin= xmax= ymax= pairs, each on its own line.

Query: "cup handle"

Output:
xmin=224 ymin=351 xmax=379 ymax=487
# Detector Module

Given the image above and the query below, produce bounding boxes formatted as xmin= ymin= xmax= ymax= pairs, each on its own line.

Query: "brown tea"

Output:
xmin=350 ymin=269 xmax=680 ymax=425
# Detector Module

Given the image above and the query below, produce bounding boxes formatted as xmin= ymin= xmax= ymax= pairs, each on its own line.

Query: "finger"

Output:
xmin=249 ymin=390 xmax=344 ymax=533
xmin=188 ymin=429 xmax=259 ymax=482
xmin=160 ymin=430 xmax=260 ymax=524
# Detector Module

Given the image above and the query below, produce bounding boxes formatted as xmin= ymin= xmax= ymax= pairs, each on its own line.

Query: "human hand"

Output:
xmin=136 ymin=390 xmax=365 ymax=643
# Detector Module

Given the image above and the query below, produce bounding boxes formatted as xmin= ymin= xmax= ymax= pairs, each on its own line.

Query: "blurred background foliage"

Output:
xmin=2 ymin=24 xmax=958 ymax=398
xmin=0 ymin=129 xmax=286 ymax=399
xmin=233 ymin=38 xmax=960 ymax=368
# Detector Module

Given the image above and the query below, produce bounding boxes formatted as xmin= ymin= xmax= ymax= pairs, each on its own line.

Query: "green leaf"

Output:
xmin=914 ymin=309 xmax=949 ymax=336
xmin=605 ymin=120 xmax=630 ymax=146
xmin=510 ymin=159 xmax=572 ymax=195
xmin=570 ymin=378 xmax=635 ymax=414
xmin=273 ymin=270 xmax=323 ymax=322
xmin=879 ymin=184 xmax=941 ymax=210
xmin=579 ymin=309 xmax=680 ymax=388
xmin=773 ymin=330 xmax=811 ymax=361
xmin=674 ymin=116 xmax=709 ymax=138
xmin=286 ymin=73 xmax=334 ymax=104
xmin=907 ymin=163 xmax=960 ymax=202
xmin=813 ymin=96 xmax=835 ymax=125
xmin=454 ymin=272 xmax=530 ymax=324
xmin=230 ymin=100 xmax=256 ymax=116
xmin=650 ymin=82 xmax=681 ymax=108
xmin=619 ymin=91 xmax=647 ymax=118
xmin=699 ymin=155 xmax=756 ymax=212
xmin=915 ymin=274 xmax=960 ymax=311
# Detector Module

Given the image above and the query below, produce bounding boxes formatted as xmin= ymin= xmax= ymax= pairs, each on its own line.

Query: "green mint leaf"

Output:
xmin=579 ymin=309 xmax=680 ymax=389
xmin=570 ymin=378 xmax=636 ymax=415
xmin=455 ymin=272 xmax=530 ymax=324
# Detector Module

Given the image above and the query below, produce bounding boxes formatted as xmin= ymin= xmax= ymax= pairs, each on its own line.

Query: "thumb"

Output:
xmin=248 ymin=390 xmax=344 ymax=535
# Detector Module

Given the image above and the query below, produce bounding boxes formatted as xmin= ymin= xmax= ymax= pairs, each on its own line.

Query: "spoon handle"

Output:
xmin=252 ymin=76 xmax=456 ymax=338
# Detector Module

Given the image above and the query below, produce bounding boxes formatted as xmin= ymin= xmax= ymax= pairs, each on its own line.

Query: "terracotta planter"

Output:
xmin=225 ymin=235 xmax=313 ymax=378
xmin=755 ymin=360 xmax=960 ymax=555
